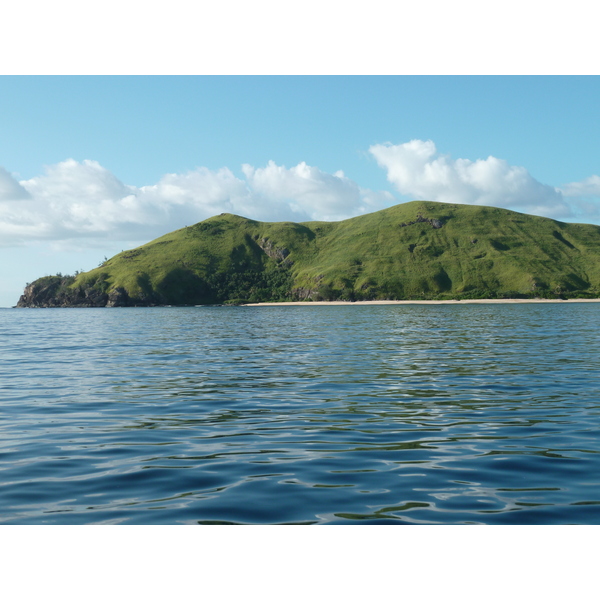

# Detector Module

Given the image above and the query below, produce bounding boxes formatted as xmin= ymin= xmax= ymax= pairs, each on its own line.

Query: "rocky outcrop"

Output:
xmin=106 ymin=287 xmax=130 ymax=307
xmin=292 ymin=287 xmax=317 ymax=300
xmin=399 ymin=214 xmax=443 ymax=229
xmin=256 ymin=238 xmax=291 ymax=263
xmin=16 ymin=276 xmax=149 ymax=308
xmin=291 ymin=274 xmax=325 ymax=300
xmin=16 ymin=276 xmax=108 ymax=308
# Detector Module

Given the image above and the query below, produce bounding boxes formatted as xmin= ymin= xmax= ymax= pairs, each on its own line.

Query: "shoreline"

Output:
xmin=244 ymin=298 xmax=600 ymax=306
xmin=11 ymin=298 xmax=600 ymax=309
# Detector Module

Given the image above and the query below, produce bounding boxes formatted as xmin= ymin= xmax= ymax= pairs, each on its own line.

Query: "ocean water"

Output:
xmin=1 ymin=303 xmax=599 ymax=524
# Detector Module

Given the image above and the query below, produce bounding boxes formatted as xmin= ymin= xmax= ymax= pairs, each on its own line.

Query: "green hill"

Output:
xmin=17 ymin=201 xmax=600 ymax=307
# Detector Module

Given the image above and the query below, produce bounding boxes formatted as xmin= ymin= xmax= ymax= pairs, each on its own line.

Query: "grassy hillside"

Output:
xmin=18 ymin=201 xmax=600 ymax=306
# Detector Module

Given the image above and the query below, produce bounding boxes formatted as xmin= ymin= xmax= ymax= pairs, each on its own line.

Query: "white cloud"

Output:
xmin=2 ymin=145 xmax=600 ymax=250
xmin=560 ymin=175 xmax=600 ymax=198
xmin=241 ymin=160 xmax=391 ymax=221
xmin=0 ymin=167 xmax=31 ymax=201
xmin=556 ymin=175 xmax=600 ymax=221
xmin=22 ymin=159 xmax=133 ymax=203
xmin=0 ymin=158 xmax=391 ymax=247
xmin=369 ymin=139 xmax=573 ymax=219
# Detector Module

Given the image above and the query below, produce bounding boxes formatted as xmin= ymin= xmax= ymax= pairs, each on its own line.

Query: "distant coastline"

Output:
xmin=245 ymin=298 xmax=600 ymax=306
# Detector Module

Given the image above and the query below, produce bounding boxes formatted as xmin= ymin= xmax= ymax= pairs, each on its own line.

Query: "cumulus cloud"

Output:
xmin=0 ymin=159 xmax=391 ymax=247
xmin=560 ymin=175 xmax=600 ymax=198
xmin=556 ymin=175 xmax=600 ymax=220
xmin=241 ymin=161 xmax=393 ymax=221
xmin=0 ymin=167 xmax=31 ymax=201
xmin=369 ymin=139 xmax=573 ymax=219
xmin=3 ymin=144 xmax=599 ymax=249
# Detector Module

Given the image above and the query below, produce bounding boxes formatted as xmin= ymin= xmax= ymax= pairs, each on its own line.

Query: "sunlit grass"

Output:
xmin=68 ymin=201 xmax=600 ymax=304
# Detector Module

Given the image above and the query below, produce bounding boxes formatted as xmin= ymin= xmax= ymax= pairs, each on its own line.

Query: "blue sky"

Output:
xmin=1 ymin=75 xmax=599 ymax=306
xmin=3 ymin=76 xmax=599 ymax=189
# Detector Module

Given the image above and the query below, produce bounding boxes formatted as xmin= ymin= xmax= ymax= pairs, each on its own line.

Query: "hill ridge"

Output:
xmin=17 ymin=201 xmax=600 ymax=307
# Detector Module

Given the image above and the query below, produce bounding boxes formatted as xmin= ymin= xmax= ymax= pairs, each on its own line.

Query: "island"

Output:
xmin=17 ymin=200 xmax=600 ymax=307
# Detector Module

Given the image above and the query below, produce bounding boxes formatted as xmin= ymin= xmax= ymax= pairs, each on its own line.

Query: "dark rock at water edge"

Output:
xmin=16 ymin=277 xmax=158 ymax=308
xmin=106 ymin=287 xmax=130 ymax=307
xmin=17 ymin=276 xmax=109 ymax=308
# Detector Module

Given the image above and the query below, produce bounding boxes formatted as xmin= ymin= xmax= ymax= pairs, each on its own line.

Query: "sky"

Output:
xmin=1 ymin=6 xmax=599 ymax=307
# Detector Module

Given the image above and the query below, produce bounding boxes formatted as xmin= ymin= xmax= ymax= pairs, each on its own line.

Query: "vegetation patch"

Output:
xmin=17 ymin=201 xmax=600 ymax=307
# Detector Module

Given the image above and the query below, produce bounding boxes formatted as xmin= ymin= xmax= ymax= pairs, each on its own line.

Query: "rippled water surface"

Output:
xmin=1 ymin=304 xmax=599 ymax=524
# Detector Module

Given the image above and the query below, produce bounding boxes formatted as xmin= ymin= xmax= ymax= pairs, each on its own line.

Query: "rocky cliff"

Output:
xmin=17 ymin=276 xmax=132 ymax=308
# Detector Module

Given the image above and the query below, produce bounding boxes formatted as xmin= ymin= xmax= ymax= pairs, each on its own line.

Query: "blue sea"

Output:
xmin=1 ymin=303 xmax=599 ymax=524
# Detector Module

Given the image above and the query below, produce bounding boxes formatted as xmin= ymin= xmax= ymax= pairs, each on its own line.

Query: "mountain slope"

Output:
xmin=17 ymin=201 xmax=600 ymax=306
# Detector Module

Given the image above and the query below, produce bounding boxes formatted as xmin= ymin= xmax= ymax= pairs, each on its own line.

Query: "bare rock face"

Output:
xmin=17 ymin=282 xmax=41 ymax=307
xmin=399 ymin=214 xmax=444 ymax=229
xmin=106 ymin=287 xmax=129 ymax=307
xmin=16 ymin=276 xmax=152 ymax=308
xmin=16 ymin=280 xmax=56 ymax=307
xmin=256 ymin=238 xmax=291 ymax=263
xmin=292 ymin=287 xmax=316 ymax=300
xmin=83 ymin=287 xmax=108 ymax=305
xmin=16 ymin=275 xmax=110 ymax=308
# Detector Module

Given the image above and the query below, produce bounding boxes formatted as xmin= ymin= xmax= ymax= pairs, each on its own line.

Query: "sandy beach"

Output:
xmin=245 ymin=298 xmax=600 ymax=306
